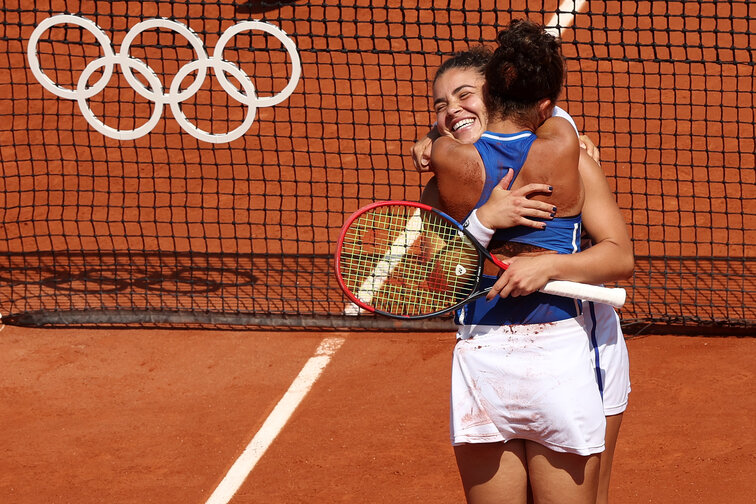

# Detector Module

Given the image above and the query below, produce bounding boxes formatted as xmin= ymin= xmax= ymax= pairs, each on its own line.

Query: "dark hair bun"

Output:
xmin=485 ymin=19 xmax=565 ymax=113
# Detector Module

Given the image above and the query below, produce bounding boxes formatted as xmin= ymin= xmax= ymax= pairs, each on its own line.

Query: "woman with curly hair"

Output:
xmin=427 ymin=20 xmax=631 ymax=503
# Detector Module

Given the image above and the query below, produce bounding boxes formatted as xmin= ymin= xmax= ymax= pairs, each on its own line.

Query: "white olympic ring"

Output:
xmin=26 ymin=14 xmax=301 ymax=143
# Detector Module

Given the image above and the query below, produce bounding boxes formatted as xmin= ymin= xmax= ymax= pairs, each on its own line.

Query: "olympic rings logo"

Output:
xmin=27 ymin=14 xmax=301 ymax=143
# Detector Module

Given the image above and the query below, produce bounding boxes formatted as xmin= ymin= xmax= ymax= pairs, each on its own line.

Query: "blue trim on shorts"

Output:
xmin=587 ymin=301 xmax=604 ymax=398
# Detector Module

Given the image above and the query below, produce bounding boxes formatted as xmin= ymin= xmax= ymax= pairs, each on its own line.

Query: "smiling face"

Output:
xmin=432 ymin=67 xmax=488 ymax=144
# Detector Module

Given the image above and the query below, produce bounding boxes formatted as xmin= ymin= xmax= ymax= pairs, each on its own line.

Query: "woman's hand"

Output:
xmin=411 ymin=126 xmax=441 ymax=172
xmin=486 ymin=254 xmax=555 ymax=300
xmin=579 ymin=134 xmax=601 ymax=166
xmin=476 ymin=169 xmax=555 ymax=230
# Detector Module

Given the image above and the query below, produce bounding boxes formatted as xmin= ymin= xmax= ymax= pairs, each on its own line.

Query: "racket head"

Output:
xmin=335 ymin=201 xmax=485 ymax=319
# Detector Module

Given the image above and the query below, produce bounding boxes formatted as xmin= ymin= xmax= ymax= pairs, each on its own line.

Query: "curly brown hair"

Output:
xmin=484 ymin=19 xmax=565 ymax=123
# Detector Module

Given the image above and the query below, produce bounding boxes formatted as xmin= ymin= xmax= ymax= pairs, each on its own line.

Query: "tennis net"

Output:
xmin=0 ymin=1 xmax=753 ymax=333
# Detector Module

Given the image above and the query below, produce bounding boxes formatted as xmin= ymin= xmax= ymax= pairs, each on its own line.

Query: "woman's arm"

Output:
xmin=485 ymin=149 xmax=634 ymax=299
xmin=428 ymin=136 xmax=485 ymax=222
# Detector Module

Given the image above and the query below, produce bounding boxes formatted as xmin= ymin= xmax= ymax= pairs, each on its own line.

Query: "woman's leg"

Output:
xmin=455 ymin=440 xmax=529 ymax=504
xmin=526 ymin=440 xmax=600 ymax=504
xmin=597 ymin=413 xmax=623 ymax=504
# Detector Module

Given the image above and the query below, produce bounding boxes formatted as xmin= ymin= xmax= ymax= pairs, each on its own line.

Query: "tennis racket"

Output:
xmin=335 ymin=200 xmax=627 ymax=319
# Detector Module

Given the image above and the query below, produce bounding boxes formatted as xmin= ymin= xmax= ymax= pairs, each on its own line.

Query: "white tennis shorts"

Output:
xmin=451 ymin=316 xmax=606 ymax=455
xmin=584 ymin=301 xmax=631 ymax=416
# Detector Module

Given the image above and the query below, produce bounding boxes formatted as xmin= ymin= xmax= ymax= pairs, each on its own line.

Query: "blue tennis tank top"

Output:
xmin=454 ymin=130 xmax=583 ymax=326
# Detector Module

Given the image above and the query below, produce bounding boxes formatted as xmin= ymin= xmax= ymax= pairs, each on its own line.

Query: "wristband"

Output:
xmin=463 ymin=209 xmax=495 ymax=247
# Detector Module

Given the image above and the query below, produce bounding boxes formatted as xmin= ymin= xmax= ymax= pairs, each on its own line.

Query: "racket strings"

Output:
xmin=339 ymin=205 xmax=479 ymax=317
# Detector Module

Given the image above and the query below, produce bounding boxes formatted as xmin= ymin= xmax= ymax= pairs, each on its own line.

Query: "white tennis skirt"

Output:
xmin=451 ymin=315 xmax=606 ymax=455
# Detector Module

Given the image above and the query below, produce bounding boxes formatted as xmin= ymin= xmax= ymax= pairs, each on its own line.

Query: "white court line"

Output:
xmin=205 ymin=336 xmax=346 ymax=504
xmin=546 ymin=0 xmax=588 ymax=36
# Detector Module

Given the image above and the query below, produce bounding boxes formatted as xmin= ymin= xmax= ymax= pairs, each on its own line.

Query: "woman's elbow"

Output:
xmin=618 ymin=250 xmax=635 ymax=280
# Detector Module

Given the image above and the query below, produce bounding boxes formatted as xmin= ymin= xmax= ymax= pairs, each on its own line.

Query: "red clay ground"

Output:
xmin=0 ymin=326 xmax=754 ymax=504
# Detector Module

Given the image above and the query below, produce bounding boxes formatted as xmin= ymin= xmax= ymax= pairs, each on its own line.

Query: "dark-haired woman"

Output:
xmin=428 ymin=20 xmax=623 ymax=504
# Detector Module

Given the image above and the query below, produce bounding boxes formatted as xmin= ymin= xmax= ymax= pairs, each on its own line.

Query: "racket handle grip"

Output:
xmin=540 ymin=281 xmax=627 ymax=309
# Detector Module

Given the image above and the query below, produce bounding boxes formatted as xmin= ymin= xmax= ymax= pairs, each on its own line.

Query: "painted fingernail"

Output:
xmin=548 ymin=186 xmax=553 ymax=191
xmin=552 ymin=206 xmax=557 ymax=212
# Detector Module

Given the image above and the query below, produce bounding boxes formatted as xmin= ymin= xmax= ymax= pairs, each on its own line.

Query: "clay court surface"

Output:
xmin=1 ymin=325 xmax=753 ymax=503
xmin=1 ymin=2 xmax=753 ymax=503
